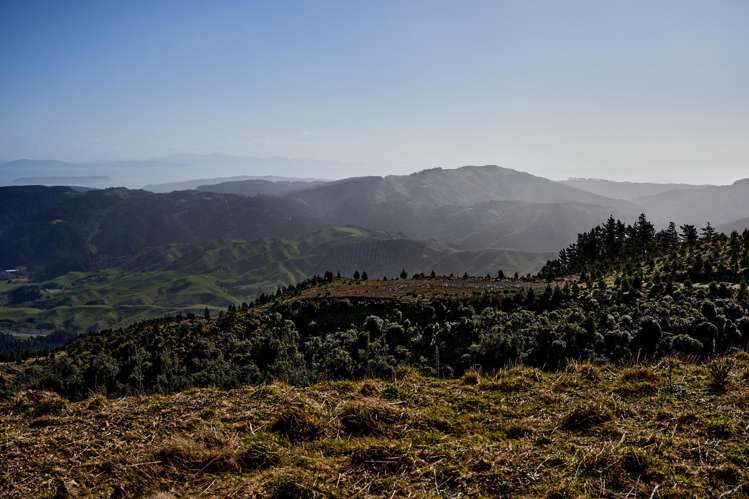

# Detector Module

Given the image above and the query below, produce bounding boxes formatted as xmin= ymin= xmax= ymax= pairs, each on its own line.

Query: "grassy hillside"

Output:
xmin=2 ymin=357 xmax=748 ymax=498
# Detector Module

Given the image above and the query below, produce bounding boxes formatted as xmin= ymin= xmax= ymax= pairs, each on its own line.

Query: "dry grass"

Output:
xmin=562 ymin=402 xmax=614 ymax=433
xmin=290 ymin=275 xmax=567 ymax=304
xmin=337 ymin=399 xmax=404 ymax=436
xmin=620 ymin=365 xmax=659 ymax=383
xmin=567 ymin=360 xmax=603 ymax=381
xmin=0 ymin=361 xmax=747 ymax=498
xmin=270 ymin=401 xmax=325 ymax=441
xmin=11 ymin=390 xmax=70 ymax=417
xmin=462 ymin=367 xmax=481 ymax=385
xmin=350 ymin=442 xmax=414 ymax=473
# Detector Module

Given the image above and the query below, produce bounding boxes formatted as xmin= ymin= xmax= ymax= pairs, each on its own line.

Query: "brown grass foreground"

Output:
xmin=1 ymin=355 xmax=749 ymax=498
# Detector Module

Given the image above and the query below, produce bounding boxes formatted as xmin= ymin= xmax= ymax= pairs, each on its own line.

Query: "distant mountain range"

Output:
xmin=196 ymin=178 xmax=328 ymax=196
xmin=561 ymin=178 xmax=707 ymax=201
xmin=144 ymin=175 xmax=327 ymax=193
xmin=719 ymin=216 xmax=749 ymax=235
xmin=12 ymin=176 xmax=111 ymax=186
xmin=3 ymin=165 xmax=748 ymax=282
xmin=0 ymin=166 xmax=639 ymax=279
xmin=2 ymin=164 xmax=748 ymax=340
xmin=637 ymin=179 xmax=749 ymax=227
xmin=0 ymin=154 xmax=345 ymax=189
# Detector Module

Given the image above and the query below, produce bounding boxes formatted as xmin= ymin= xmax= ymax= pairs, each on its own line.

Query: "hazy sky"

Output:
xmin=1 ymin=0 xmax=748 ymax=183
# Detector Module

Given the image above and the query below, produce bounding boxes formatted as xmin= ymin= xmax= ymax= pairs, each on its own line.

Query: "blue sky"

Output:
xmin=1 ymin=0 xmax=747 ymax=183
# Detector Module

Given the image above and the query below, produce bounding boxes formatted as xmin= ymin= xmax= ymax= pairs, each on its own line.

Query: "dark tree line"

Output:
xmin=541 ymin=214 xmax=749 ymax=280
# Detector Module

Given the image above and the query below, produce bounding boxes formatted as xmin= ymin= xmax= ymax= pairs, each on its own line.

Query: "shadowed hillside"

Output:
xmin=197 ymin=178 xmax=327 ymax=196
xmin=638 ymin=179 xmax=749 ymax=226
xmin=562 ymin=178 xmax=704 ymax=201
xmin=287 ymin=166 xmax=639 ymax=251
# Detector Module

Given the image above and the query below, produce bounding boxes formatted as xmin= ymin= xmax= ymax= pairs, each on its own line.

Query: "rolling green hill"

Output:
xmin=0 ymin=227 xmax=552 ymax=342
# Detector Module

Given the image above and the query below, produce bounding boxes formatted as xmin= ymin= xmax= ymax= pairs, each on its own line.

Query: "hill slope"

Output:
xmin=562 ymin=178 xmax=704 ymax=201
xmin=197 ymin=178 xmax=327 ymax=197
xmin=720 ymin=216 xmax=749 ymax=234
xmin=287 ymin=166 xmax=639 ymax=250
xmin=0 ymin=186 xmax=322 ymax=277
xmin=638 ymin=178 xmax=749 ymax=226
xmin=3 ymin=359 xmax=748 ymax=498
xmin=0 ymin=227 xmax=551 ymax=341
xmin=291 ymin=165 xmax=634 ymax=211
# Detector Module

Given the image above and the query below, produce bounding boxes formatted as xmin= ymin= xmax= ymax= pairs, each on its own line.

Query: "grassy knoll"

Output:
xmin=2 ymin=354 xmax=748 ymax=497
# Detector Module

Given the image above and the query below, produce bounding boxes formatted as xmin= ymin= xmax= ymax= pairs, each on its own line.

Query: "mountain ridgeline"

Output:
xmin=0 ymin=165 xmax=642 ymax=278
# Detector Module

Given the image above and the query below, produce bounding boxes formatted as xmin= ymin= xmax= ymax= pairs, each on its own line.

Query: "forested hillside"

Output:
xmin=2 ymin=217 xmax=749 ymax=497
xmin=5 ymin=217 xmax=748 ymax=397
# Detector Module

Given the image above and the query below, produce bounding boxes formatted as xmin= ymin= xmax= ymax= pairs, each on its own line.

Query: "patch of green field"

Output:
xmin=0 ymin=269 xmax=261 ymax=337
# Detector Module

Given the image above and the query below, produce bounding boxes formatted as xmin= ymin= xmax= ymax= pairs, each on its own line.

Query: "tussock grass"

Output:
xmin=338 ymin=399 xmax=404 ymax=436
xmin=732 ymin=350 xmax=749 ymax=362
xmin=620 ymin=366 xmax=659 ymax=383
xmin=267 ymin=469 xmax=329 ymax=499
xmin=270 ymin=401 xmax=325 ymax=441
xmin=462 ymin=367 xmax=481 ymax=385
xmin=358 ymin=380 xmax=380 ymax=396
xmin=155 ymin=433 xmax=241 ymax=472
xmin=350 ymin=442 xmax=414 ymax=473
xmin=156 ymin=430 xmax=282 ymax=473
xmin=562 ymin=402 xmax=614 ymax=433
xmin=567 ymin=360 xmax=602 ymax=382
xmin=11 ymin=390 xmax=70 ymax=417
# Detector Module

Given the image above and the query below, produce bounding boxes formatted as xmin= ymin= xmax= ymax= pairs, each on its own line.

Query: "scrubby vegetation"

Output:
xmin=2 ymin=228 xmax=748 ymax=399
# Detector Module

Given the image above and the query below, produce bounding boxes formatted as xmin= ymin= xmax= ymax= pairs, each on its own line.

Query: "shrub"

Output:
xmin=701 ymin=300 xmax=717 ymax=321
xmin=707 ymin=358 xmax=733 ymax=393
xmin=635 ymin=317 xmax=662 ymax=353
xmin=671 ymin=334 xmax=703 ymax=355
